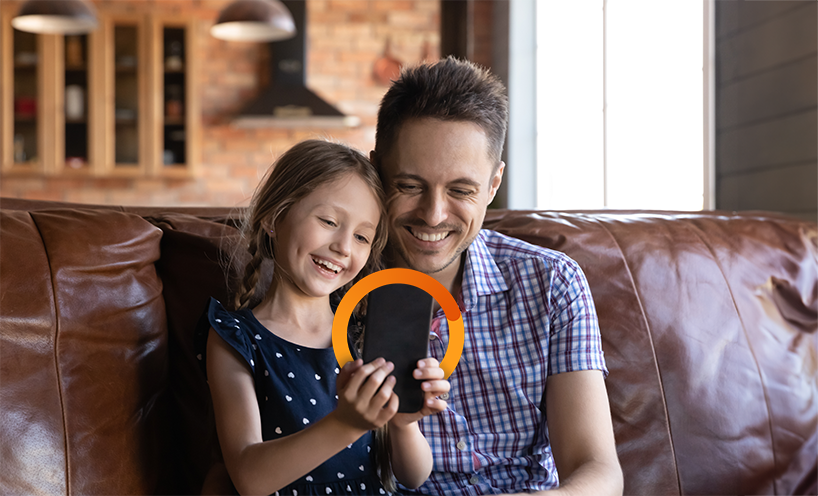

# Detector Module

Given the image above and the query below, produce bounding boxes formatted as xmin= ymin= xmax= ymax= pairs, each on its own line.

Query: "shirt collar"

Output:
xmin=460 ymin=230 xmax=509 ymax=312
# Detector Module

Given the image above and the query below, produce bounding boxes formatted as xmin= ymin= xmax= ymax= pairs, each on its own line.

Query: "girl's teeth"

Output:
xmin=411 ymin=229 xmax=447 ymax=242
xmin=313 ymin=258 xmax=341 ymax=273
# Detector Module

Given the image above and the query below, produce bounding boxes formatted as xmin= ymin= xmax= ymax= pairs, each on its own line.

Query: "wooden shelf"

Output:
xmin=2 ymin=7 xmax=199 ymax=176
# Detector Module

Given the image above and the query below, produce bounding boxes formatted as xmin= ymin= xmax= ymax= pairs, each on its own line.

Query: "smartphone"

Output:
xmin=362 ymin=283 xmax=434 ymax=413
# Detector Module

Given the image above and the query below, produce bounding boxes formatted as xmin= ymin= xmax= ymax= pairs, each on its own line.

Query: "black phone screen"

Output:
xmin=362 ymin=283 xmax=434 ymax=413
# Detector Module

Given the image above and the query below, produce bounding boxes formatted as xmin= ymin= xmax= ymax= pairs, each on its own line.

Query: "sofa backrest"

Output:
xmin=0 ymin=208 xmax=171 ymax=495
xmin=483 ymin=209 xmax=818 ymax=495
xmin=2 ymin=199 xmax=816 ymax=495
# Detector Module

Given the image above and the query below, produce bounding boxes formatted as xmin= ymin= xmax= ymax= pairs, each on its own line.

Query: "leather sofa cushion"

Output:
xmin=0 ymin=209 xmax=169 ymax=495
xmin=484 ymin=210 xmax=818 ymax=495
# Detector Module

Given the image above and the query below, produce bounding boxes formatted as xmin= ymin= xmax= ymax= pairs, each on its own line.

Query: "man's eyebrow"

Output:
xmin=392 ymin=173 xmax=481 ymax=188
xmin=392 ymin=173 xmax=428 ymax=184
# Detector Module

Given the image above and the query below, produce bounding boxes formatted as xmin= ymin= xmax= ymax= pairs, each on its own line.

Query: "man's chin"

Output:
xmin=397 ymin=248 xmax=459 ymax=275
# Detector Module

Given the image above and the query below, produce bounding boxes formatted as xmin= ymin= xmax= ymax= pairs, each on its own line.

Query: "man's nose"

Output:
xmin=417 ymin=190 xmax=448 ymax=227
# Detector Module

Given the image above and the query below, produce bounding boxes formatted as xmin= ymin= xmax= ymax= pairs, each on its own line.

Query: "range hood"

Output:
xmin=232 ymin=0 xmax=360 ymax=128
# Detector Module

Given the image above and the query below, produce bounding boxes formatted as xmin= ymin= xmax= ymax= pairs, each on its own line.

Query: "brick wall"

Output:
xmin=1 ymin=0 xmax=440 ymax=207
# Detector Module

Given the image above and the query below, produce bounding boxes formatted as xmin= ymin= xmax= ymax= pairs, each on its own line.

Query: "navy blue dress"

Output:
xmin=196 ymin=298 xmax=388 ymax=496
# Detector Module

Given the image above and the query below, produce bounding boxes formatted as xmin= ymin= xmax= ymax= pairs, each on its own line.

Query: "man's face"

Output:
xmin=376 ymin=117 xmax=504 ymax=277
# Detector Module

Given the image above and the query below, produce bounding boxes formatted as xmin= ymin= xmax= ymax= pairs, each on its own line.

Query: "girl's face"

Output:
xmin=272 ymin=172 xmax=381 ymax=298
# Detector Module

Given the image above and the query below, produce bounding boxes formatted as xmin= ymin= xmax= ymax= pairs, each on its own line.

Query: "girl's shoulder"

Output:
xmin=195 ymin=297 xmax=260 ymax=377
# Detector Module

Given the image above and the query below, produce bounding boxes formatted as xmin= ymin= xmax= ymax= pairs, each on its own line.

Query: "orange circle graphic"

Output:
xmin=331 ymin=268 xmax=464 ymax=379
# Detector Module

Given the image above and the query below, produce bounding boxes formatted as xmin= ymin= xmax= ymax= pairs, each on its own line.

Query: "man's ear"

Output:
xmin=488 ymin=161 xmax=505 ymax=204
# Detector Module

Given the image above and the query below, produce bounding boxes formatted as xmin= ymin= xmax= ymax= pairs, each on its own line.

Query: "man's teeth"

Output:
xmin=411 ymin=229 xmax=448 ymax=242
xmin=313 ymin=258 xmax=341 ymax=273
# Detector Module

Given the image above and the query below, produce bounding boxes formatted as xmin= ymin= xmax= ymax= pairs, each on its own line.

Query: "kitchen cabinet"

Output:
xmin=1 ymin=6 xmax=199 ymax=177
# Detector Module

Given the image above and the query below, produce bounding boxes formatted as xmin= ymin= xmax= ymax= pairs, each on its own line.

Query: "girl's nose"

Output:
xmin=330 ymin=233 xmax=351 ymax=257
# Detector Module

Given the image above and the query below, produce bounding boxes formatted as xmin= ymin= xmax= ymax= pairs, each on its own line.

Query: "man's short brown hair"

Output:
xmin=374 ymin=56 xmax=509 ymax=168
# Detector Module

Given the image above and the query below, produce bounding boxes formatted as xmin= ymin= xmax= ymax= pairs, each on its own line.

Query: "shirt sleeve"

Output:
xmin=194 ymin=297 xmax=256 ymax=379
xmin=547 ymin=258 xmax=608 ymax=378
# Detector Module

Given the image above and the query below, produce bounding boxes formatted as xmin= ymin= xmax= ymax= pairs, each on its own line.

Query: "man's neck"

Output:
xmin=387 ymin=248 xmax=466 ymax=312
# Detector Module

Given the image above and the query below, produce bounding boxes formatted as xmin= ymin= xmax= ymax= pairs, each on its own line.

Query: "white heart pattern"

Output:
xmin=254 ymin=334 xmax=261 ymax=340
xmin=310 ymin=398 xmax=316 ymax=405
xmin=288 ymin=372 xmax=295 ymax=378
xmin=315 ymin=374 xmax=321 ymax=380
xmin=366 ymin=445 xmax=371 ymax=452
xmin=335 ymin=367 xmax=340 ymax=374
xmin=275 ymin=427 xmax=282 ymax=434
xmin=358 ymin=465 xmax=364 ymax=471
xmin=264 ymin=370 xmax=269 ymax=376
xmin=252 ymin=344 xmax=257 ymax=350
xmin=302 ymin=418 xmax=309 ymax=424
xmin=305 ymin=476 xmax=313 ymax=482
xmin=346 ymin=486 xmax=351 ymax=492
xmin=250 ymin=360 xmax=254 ymax=366
xmin=360 ymin=484 xmax=366 ymax=490
xmin=276 ymin=352 xmax=282 ymax=358
xmin=196 ymin=354 xmax=202 ymax=360
xmin=215 ymin=319 xmax=221 ymax=323
xmin=379 ymin=489 xmax=385 ymax=494
xmin=347 ymin=444 xmax=352 ymax=449
xmin=325 ymin=489 xmax=331 ymax=495
xmin=285 ymin=395 xmax=292 ymax=402
xmin=337 ymin=472 xmax=344 ymax=479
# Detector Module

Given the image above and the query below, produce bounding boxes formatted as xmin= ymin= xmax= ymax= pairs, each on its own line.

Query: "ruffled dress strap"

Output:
xmin=195 ymin=297 xmax=257 ymax=377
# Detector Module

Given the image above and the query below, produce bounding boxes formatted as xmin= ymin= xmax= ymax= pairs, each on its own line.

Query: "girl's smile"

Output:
xmin=272 ymin=172 xmax=380 ymax=299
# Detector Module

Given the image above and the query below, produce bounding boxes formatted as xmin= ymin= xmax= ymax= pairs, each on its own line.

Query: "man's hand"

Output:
xmin=538 ymin=369 xmax=623 ymax=496
xmin=493 ymin=370 xmax=622 ymax=496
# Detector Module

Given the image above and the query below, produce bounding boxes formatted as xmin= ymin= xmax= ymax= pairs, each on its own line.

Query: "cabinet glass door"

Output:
xmin=162 ymin=27 xmax=186 ymax=166
xmin=63 ymin=34 xmax=89 ymax=170
xmin=114 ymin=24 xmax=139 ymax=166
xmin=12 ymin=28 xmax=38 ymax=166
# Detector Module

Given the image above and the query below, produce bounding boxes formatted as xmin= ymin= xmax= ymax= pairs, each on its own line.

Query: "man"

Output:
xmin=370 ymin=56 xmax=623 ymax=495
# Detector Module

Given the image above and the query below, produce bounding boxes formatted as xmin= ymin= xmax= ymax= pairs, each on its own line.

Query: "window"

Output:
xmin=535 ymin=0 xmax=709 ymax=211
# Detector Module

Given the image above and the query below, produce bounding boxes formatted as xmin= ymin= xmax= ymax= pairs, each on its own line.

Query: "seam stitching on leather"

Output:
xmin=586 ymin=214 xmax=683 ymax=495
xmin=29 ymin=212 xmax=71 ymax=496
xmin=687 ymin=219 xmax=779 ymax=495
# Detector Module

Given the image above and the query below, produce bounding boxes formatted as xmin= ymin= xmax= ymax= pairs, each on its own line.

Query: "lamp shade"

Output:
xmin=211 ymin=0 xmax=296 ymax=42
xmin=11 ymin=0 xmax=98 ymax=35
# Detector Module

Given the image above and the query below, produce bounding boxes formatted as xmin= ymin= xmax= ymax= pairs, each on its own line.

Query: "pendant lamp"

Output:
xmin=12 ymin=0 xmax=98 ymax=35
xmin=211 ymin=0 xmax=296 ymax=42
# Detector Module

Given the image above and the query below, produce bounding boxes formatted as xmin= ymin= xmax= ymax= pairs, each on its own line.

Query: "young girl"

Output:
xmin=197 ymin=140 xmax=450 ymax=496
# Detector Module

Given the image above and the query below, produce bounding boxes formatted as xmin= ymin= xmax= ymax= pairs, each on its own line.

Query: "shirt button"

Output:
xmin=429 ymin=334 xmax=437 ymax=340
xmin=440 ymin=392 xmax=450 ymax=400
xmin=469 ymin=476 xmax=479 ymax=485
xmin=456 ymin=440 xmax=466 ymax=450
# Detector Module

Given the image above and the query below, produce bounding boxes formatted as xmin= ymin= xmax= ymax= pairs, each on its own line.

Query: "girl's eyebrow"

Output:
xmin=315 ymin=203 xmax=377 ymax=230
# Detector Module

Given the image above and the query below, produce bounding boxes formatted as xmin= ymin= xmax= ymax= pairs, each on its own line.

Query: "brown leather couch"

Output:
xmin=1 ymin=197 xmax=816 ymax=495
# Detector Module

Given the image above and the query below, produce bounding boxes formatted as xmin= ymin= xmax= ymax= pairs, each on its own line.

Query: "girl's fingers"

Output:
xmin=342 ymin=358 xmax=386 ymax=394
xmin=370 ymin=374 xmax=396 ymax=410
xmin=413 ymin=363 xmax=444 ymax=380
xmin=336 ymin=359 xmax=363 ymax=390
xmin=376 ymin=391 xmax=399 ymax=423
xmin=417 ymin=357 xmax=439 ymax=368
xmin=358 ymin=361 xmax=394 ymax=400
xmin=421 ymin=379 xmax=450 ymax=395
xmin=422 ymin=397 xmax=448 ymax=414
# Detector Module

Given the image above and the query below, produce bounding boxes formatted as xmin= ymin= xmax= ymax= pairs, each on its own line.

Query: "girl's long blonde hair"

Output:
xmin=228 ymin=139 xmax=396 ymax=490
xmin=232 ymin=139 xmax=387 ymax=311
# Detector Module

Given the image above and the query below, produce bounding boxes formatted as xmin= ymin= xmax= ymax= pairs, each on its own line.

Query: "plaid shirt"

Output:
xmin=403 ymin=229 xmax=607 ymax=495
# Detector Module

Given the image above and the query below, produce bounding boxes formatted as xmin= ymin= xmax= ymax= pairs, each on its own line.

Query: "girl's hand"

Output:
xmin=391 ymin=357 xmax=450 ymax=428
xmin=334 ymin=358 xmax=399 ymax=432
